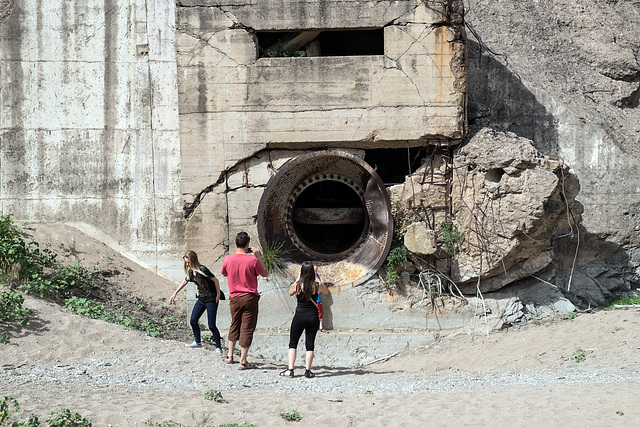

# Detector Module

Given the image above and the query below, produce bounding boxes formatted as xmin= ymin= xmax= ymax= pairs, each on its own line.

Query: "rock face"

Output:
xmin=465 ymin=0 xmax=640 ymax=304
xmin=451 ymin=128 xmax=582 ymax=294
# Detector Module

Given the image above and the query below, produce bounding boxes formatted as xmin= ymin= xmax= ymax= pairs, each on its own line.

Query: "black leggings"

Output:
xmin=288 ymin=309 xmax=320 ymax=351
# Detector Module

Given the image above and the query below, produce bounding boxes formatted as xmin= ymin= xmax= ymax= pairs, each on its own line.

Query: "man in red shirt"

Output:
xmin=221 ymin=231 xmax=268 ymax=369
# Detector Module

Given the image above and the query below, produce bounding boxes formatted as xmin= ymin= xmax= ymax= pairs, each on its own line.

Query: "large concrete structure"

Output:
xmin=0 ymin=0 xmax=183 ymax=270
xmin=0 ymin=0 xmax=467 ymax=332
xmin=175 ymin=0 xmax=467 ymax=329
xmin=176 ymin=0 xmax=467 ymax=281
xmin=2 ymin=0 xmax=638 ymax=340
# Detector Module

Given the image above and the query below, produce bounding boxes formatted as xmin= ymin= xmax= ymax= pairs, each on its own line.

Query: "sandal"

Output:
xmin=224 ymin=356 xmax=234 ymax=364
xmin=304 ymin=369 xmax=315 ymax=378
xmin=238 ymin=362 xmax=256 ymax=370
xmin=279 ymin=369 xmax=294 ymax=378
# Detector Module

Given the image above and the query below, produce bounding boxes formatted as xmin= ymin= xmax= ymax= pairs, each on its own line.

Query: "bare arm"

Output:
xmin=253 ymin=248 xmax=269 ymax=277
xmin=315 ymin=269 xmax=329 ymax=295
xmin=289 ymin=280 xmax=299 ymax=296
xmin=213 ymin=276 xmax=221 ymax=303
xmin=318 ymin=282 xmax=329 ymax=295
xmin=169 ymin=279 xmax=188 ymax=304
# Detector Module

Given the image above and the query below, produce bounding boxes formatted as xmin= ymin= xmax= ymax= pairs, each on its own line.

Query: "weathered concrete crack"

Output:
xmin=183 ymin=149 xmax=270 ymax=219
xmin=178 ymin=30 xmax=245 ymax=67
xmin=383 ymin=25 xmax=436 ymax=106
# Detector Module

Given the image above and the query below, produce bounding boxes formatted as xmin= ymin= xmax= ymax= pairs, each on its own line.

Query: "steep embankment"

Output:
xmin=464 ymin=0 xmax=640 ymax=305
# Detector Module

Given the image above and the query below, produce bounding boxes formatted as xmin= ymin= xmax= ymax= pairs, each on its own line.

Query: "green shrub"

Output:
xmin=605 ymin=292 xmax=640 ymax=310
xmin=47 ymin=408 xmax=92 ymax=426
xmin=572 ymin=349 xmax=586 ymax=363
xmin=12 ymin=414 xmax=40 ymax=426
xmin=0 ymin=215 xmax=175 ymax=341
xmin=384 ymin=245 xmax=409 ymax=286
xmin=259 ymin=43 xmax=306 ymax=58
xmin=19 ymin=263 xmax=100 ymax=301
xmin=279 ymin=409 xmax=302 ymax=422
xmin=0 ymin=285 xmax=31 ymax=328
xmin=0 ymin=215 xmax=33 ymax=278
xmin=64 ymin=297 xmax=104 ymax=319
xmin=204 ymin=389 xmax=223 ymax=402
xmin=1 ymin=396 xmax=19 ymax=423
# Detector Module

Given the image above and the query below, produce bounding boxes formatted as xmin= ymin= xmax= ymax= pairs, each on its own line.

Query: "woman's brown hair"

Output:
xmin=183 ymin=250 xmax=204 ymax=276
xmin=296 ymin=261 xmax=318 ymax=302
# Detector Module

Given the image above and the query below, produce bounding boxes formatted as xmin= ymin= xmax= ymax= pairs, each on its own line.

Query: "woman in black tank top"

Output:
xmin=280 ymin=261 xmax=329 ymax=378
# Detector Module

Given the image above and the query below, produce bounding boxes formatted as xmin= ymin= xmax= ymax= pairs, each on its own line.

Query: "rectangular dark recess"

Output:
xmin=257 ymin=29 xmax=384 ymax=58
xmin=365 ymin=148 xmax=427 ymax=185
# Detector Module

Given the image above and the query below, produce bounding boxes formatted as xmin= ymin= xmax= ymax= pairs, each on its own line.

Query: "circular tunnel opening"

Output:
xmin=291 ymin=180 xmax=366 ymax=255
xmin=258 ymin=150 xmax=393 ymax=285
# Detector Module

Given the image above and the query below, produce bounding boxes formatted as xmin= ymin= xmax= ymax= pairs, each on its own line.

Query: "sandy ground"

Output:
xmin=2 ymin=224 xmax=640 ymax=426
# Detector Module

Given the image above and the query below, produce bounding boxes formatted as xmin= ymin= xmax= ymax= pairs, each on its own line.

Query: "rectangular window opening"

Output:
xmin=365 ymin=147 xmax=428 ymax=186
xmin=257 ymin=28 xmax=384 ymax=58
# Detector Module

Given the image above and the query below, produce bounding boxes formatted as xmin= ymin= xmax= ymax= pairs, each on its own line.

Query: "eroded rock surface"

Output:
xmin=451 ymin=128 xmax=582 ymax=294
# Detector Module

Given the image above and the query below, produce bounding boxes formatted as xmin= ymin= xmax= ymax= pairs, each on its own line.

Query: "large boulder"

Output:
xmin=451 ymin=128 xmax=582 ymax=294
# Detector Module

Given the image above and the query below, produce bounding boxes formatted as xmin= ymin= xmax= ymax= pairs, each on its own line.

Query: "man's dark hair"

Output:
xmin=236 ymin=231 xmax=250 ymax=248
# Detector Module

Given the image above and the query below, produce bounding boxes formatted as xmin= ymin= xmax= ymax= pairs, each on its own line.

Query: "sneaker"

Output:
xmin=185 ymin=341 xmax=202 ymax=348
xmin=215 ymin=347 xmax=223 ymax=354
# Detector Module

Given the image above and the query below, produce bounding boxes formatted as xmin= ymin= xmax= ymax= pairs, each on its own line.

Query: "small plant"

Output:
xmin=47 ymin=408 xmax=92 ymax=426
xmin=0 ymin=285 xmax=32 ymax=328
xmin=572 ymin=349 xmax=586 ymax=363
xmin=0 ymin=215 xmax=32 ymax=277
xmin=1 ymin=396 xmax=19 ymax=423
xmin=204 ymin=389 xmax=223 ymax=402
xmin=12 ymin=414 xmax=40 ymax=426
xmin=384 ymin=245 xmax=409 ymax=286
xmin=364 ymin=390 xmax=373 ymax=395
xmin=279 ymin=409 xmax=302 ymax=422
xmin=19 ymin=262 xmax=100 ymax=301
xmin=440 ymin=222 xmax=464 ymax=256
xmin=564 ymin=312 xmax=578 ymax=321
xmin=140 ymin=321 xmax=164 ymax=338
xmin=260 ymin=241 xmax=289 ymax=275
xmin=611 ymin=326 xmax=624 ymax=333
xmin=68 ymin=238 xmax=77 ymax=255
xmin=605 ymin=292 xmax=640 ymax=310
xmin=65 ymin=297 xmax=104 ymax=319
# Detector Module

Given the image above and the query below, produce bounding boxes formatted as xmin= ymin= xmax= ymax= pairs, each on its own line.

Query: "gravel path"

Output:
xmin=3 ymin=337 xmax=639 ymax=398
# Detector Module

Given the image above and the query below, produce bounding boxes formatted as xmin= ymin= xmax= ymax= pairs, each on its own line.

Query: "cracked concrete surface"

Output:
xmin=177 ymin=1 xmax=466 ymax=248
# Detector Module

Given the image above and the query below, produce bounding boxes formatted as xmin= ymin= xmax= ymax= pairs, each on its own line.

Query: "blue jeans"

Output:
xmin=190 ymin=299 xmax=221 ymax=349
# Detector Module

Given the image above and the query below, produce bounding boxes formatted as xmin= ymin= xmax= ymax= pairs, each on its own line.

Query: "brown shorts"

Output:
xmin=228 ymin=293 xmax=260 ymax=348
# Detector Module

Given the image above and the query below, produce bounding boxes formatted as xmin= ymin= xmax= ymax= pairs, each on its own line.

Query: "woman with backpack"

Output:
xmin=169 ymin=250 xmax=224 ymax=354
xmin=280 ymin=261 xmax=329 ymax=378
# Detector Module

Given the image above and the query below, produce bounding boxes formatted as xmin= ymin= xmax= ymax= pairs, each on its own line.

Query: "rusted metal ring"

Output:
xmin=257 ymin=150 xmax=393 ymax=286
